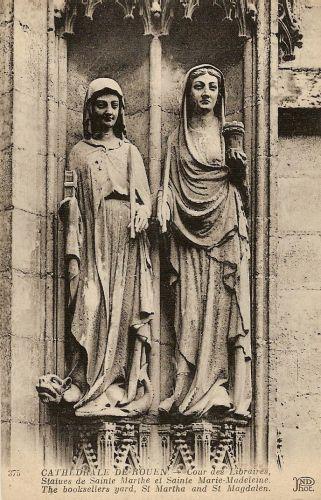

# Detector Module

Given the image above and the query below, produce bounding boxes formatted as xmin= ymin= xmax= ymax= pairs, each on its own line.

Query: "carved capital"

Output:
xmin=55 ymin=0 xmax=257 ymax=38
xmin=157 ymin=422 xmax=249 ymax=472
xmin=64 ymin=420 xmax=149 ymax=471
xmin=54 ymin=0 xmax=66 ymax=19
xmin=213 ymin=0 xmax=257 ymax=38
xmin=278 ymin=0 xmax=303 ymax=62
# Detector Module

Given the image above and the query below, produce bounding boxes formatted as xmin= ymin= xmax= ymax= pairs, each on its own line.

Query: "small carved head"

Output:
xmin=36 ymin=374 xmax=72 ymax=404
xmin=53 ymin=0 xmax=65 ymax=19
xmin=151 ymin=0 xmax=161 ymax=17
xmin=247 ymin=2 xmax=257 ymax=23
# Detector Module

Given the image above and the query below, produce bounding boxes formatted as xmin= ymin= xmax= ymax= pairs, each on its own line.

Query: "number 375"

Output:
xmin=8 ymin=470 xmax=21 ymax=477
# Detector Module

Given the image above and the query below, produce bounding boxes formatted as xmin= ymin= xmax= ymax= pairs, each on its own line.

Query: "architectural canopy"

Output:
xmin=54 ymin=0 xmax=302 ymax=61
xmin=54 ymin=0 xmax=257 ymax=37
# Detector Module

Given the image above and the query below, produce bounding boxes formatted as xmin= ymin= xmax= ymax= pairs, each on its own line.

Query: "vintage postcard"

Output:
xmin=1 ymin=0 xmax=321 ymax=499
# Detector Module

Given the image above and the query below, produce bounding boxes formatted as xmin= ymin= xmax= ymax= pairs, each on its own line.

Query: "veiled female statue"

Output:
xmin=37 ymin=78 xmax=154 ymax=417
xmin=157 ymin=65 xmax=251 ymax=418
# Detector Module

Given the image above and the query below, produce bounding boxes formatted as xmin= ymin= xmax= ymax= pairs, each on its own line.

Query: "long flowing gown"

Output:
xmin=160 ymin=122 xmax=251 ymax=418
xmin=64 ymin=138 xmax=154 ymax=417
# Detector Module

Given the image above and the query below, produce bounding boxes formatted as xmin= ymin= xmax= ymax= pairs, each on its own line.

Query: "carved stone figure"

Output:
xmin=37 ymin=78 xmax=154 ymax=417
xmin=157 ymin=65 xmax=251 ymax=418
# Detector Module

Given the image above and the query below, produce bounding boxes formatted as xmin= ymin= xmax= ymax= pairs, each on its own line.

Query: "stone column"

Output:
xmin=253 ymin=0 xmax=277 ymax=467
xmin=97 ymin=423 xmax=117 ymax=470
xmin=0 ymin=0 xmax=67 ymax=468
xmin=1 ymin=0 xmax=48 ymax=469
xmin=148 ymin=34 xmax=162 ymax=466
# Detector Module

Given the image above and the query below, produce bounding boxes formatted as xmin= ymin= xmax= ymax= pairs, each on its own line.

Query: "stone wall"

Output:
xmin=272 ymin=132 xmax=321 ymax=468
xmin=270 ymin=0 xmax=321 ymax=471
xmin=1 ymin=0 xmax=49 ymax=469
xmin=0 ymin=0 xmax=68 ymax=471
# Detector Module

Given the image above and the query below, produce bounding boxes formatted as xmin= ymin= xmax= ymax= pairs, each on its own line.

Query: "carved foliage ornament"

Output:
xmin=278 ymin=0 xmax=303 ymax=62
xmin=54 ymin=0 xmax=257 ymax=37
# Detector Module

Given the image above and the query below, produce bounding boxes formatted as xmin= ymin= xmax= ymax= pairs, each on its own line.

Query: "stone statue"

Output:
xmin=157 ymin=64 xmax=251 ymax=418
xmin=37 ymin=78 xmax=154 ymax=417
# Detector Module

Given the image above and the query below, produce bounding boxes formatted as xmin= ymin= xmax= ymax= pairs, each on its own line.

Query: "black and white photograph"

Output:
xmin=1 ymin=0 xmax=321 ymax=498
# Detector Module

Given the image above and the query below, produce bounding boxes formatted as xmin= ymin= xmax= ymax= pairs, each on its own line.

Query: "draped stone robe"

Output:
xmin=63 ymin=138 xmax=154 ymax=416
xmin=160 ymin=125 xmax=251 ymax=417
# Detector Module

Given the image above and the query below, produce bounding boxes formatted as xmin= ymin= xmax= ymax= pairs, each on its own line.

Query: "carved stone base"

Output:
xmin=57 ymin=417 xmax=251 ymax=472
xmin=159 ymin=422 xmax=249 ymax=472
xmin=58 ymin=419 xmax=152 ymax=472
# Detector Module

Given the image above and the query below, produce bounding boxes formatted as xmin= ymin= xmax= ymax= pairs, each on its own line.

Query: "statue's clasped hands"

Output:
xmin=131 ymin=204 xmax=149 ymax=234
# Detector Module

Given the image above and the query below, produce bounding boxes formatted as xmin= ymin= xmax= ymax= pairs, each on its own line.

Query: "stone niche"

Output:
xmin=66 ymin=4 xmax=244 ymax=161
xmin=51 ymin=2 xmax=253 ymax=472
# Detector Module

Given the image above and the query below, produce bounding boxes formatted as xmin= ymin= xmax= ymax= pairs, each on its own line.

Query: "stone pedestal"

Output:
xmin=57 ymin=415 xmax=250 ymax=473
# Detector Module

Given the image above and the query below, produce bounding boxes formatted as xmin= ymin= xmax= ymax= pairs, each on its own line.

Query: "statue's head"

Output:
xmin=182 ymin=65 xmax=226 ymax=165
xmin=184 ymin=65 xmax=225 ymax=122
xmin=83 ymin=78 xmax=126 ymax=139
xmin=91 ymin=91 xmax=122 ymax=136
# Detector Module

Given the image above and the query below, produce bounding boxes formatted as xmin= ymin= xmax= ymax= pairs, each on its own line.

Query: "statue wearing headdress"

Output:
xmin=158 ymin=65 xmax=251 ymax=418
xmin=37 ymin=78 xmax=154 ymax=417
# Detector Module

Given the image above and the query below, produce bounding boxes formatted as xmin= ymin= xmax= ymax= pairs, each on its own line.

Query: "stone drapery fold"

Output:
xmin=159 ymin=64 xmax=251 ymax=417
xmin=62 ymin=139 xmax=154 ymax=416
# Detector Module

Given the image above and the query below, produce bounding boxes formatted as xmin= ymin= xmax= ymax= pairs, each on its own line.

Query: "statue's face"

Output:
xmin=92 ymin=93 xmax=120 ymax=131
xmin=190 ymin=74 xmax=219 ymax=114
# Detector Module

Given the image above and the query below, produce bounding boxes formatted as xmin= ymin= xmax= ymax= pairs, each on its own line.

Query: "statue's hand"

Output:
xmin=58 ymin=196 xmax=72 ymax=221
xmin=227 ymin=148 xmax=247 ymax=167
xmin=227 ymin=149 xmax=247 ymax=187
xmin=68 ymin=257 xmax=79 ymax=304
xmin=134 ymin=205 xmax=149 ymax=233
xmin=157 ymin=194 xmax=171 ymax=233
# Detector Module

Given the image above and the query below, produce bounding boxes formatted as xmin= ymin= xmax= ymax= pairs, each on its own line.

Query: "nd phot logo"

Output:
xmin=293 ymin=477 xmax=315 ymax=492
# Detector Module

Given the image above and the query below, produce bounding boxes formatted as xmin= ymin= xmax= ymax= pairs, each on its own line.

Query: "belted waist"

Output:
xmin=105 ymin=192 xmax=130 ymax=202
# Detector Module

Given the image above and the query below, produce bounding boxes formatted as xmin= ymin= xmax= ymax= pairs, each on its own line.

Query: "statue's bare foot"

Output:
xmin=121 ymin=392 xmax=153 ymax=416
xmin=75 ymin=406 xmax=130 ymax=417
xmin=233 ymin=409 xmax=251 ymax=420
xmin=159 ymin=395 xmax=175 ymax=414
xmin=63 ymin=384 xmax=83 ymax=403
